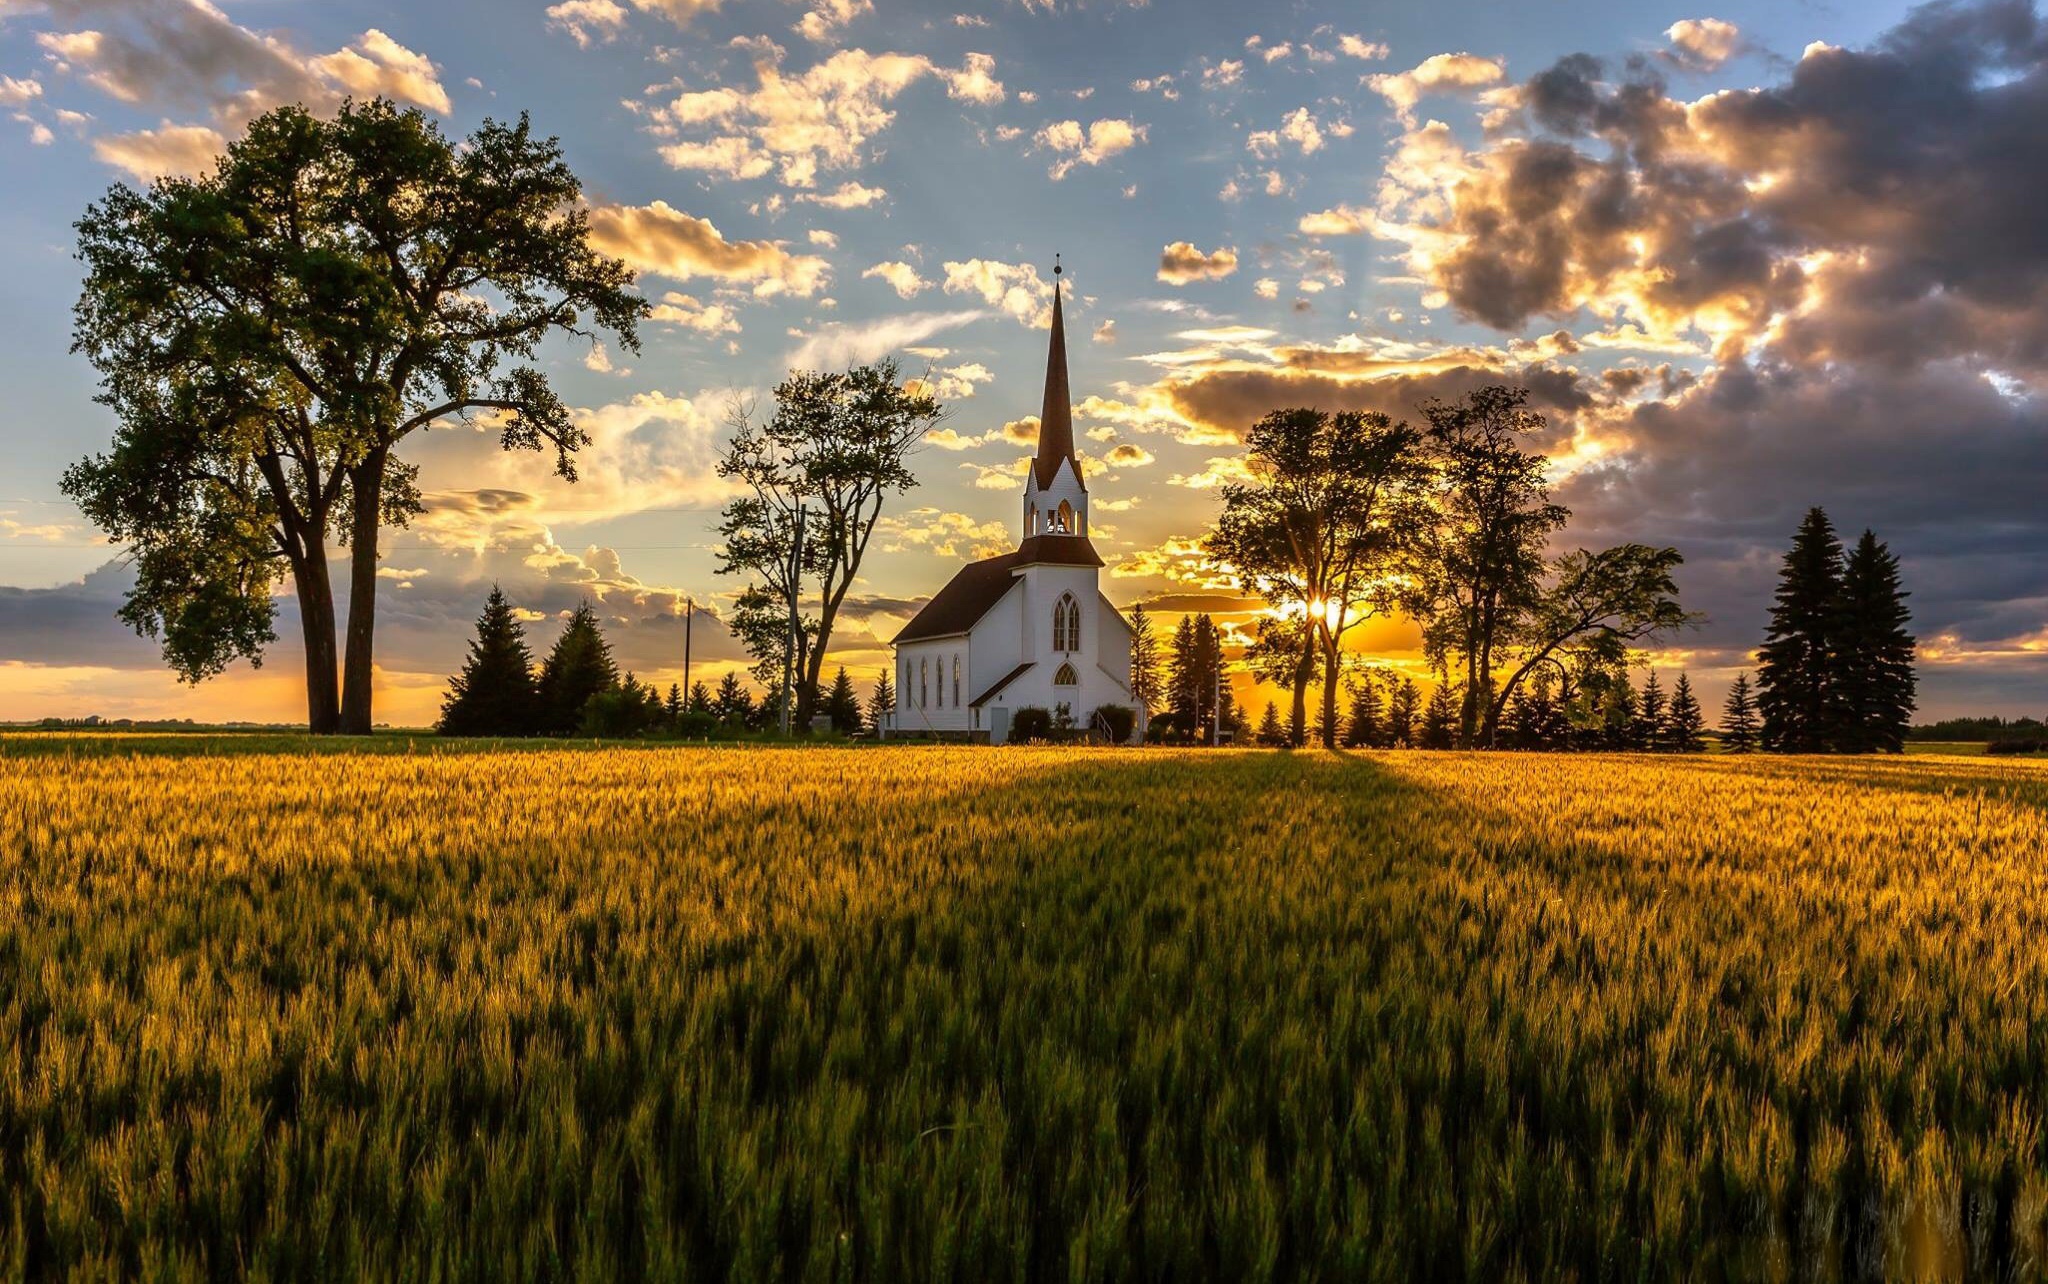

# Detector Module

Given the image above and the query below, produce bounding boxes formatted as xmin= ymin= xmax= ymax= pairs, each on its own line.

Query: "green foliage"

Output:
xmin=1010 ymin=706 xmax=1054 ymax=742
xmin=1834 ymin=530 xmax=1917 ymax=752
xmin=438 ymin=586 xmax=539 ymax=737
xmin=823 ymin=666 xmax=862 ymax=734
xmin=864 ymin=672 xmax=895 ymax=736
xmin=536 ymin=604 xmax=618 ymax=735
xmin=1386 ymin=679 xmax=1421 ymax=747
xmin=1759 ymin=508 xmax=1845 ymax=752
xmin=1166 ymin=614 xmax=1225 ymax=741
xmin=713 ymin=673 xmax=755 ymax=729
xmin=1419 ymin=682 xmax=1459 ymax=749
xmin=1721 ymin=672 xmax=1760 ymax=753
xmin=1127 ymin=603 xmax=1164 ymax=711
xmin=1091 ymin=703 xmax=1137 ymax=745
xmin=1664 ymin=673 xmax=1707 ymax=753
xmin=1254 ymin=701 xmax=1285 ymax=747
xmin=62 ymin=98 xmax=644 ymax=733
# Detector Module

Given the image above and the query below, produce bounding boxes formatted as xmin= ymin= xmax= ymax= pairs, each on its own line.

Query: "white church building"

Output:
xmin=886 ymin=267 xmax=1138 ymax=743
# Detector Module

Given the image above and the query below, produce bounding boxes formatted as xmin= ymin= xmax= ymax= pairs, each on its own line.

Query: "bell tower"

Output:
xmin=1022 ymin=257 xmax=1088 ymax=542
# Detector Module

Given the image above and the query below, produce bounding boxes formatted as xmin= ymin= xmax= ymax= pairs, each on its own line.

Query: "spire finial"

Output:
xmin=1053 ymin=252 xmax=1061 ymax=277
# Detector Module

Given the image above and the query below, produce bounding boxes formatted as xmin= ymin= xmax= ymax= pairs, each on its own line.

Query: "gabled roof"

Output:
xmin=1032 ymin=273 xmax=1083 ymax=493
xmin=970 ymin=662 xmax=1034 ymax=708
xmin=890 ymin=535 xmax=1106 ymax=645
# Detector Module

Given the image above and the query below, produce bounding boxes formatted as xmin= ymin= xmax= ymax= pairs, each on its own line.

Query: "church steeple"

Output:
xmin=1032 ymin=258 xmax=1081 ymax=492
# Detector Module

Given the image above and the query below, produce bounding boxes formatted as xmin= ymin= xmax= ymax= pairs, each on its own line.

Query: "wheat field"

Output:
xmin=5 ymin=736 xmax=2048 ymax=1280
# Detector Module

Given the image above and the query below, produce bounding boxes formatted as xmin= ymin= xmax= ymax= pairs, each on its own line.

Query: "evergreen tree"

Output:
xmin=824 ymin=666 xmax=862 ymax=734
xmin=1387 ymin=679 xmax=1421 ymax=747
xmin=536 ymin=602 xmax=618 ymax=735
xmin=1635 ymin=670 xmax=1667 ymax=751
xmin=1758 ymin=508 xmax=1844 ymax=752
xmin=1420 ymin=682 xmax=1458 ymax=749
xmin=1256 ymin=700 xmax=1285 ymax=747
xmin=1226 ymin=699 xmax=1254 ymax=745
xmin=1345 ymin=681 xmax=1383 ymax=748
xmin=713 ymin=672 xmax=753 ymax=726
xmin=866 ymin=671 xmax=895 ymax=735
xmin=1666 ymin=673 xmax=1706 ymax=752
xmin=1600 ymin=672 xmax=1639 ymax=751
xmin=1166 ymin=614 xmax=1201 ymax=738
xmin=687 ymin=680 xmax=713 ymax=715
xmin=1721 ymin=672 xmax=1760 ymax=752
xmin=1129 ymin=603 xmax=1165 ymax=712
xmin=664 ymin=683 xmax=684 ymax=727
xmin=438 ymin=585 xmax=540 ymax=737
xmin=1834 ymin=530 xmax=1916 ymax=753
xmin=1503 ymin=674 xmax=1570 ymax=751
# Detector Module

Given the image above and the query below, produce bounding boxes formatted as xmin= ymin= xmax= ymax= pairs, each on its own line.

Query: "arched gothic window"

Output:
xmin=920 ymin=658 xmax=929 ymax=708
xmin=1054 ymin=662 xmax=1079 ymax=686
xmin=1052 ymin=592 xmax=1079 ymax=652
xmin=952 ymin=655 xmax=961 ymax=706
xmin=1057 ymin=500 xmax=1074 ymax=533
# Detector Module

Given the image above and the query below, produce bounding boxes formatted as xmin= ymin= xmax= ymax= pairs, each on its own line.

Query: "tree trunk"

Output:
xmin=339 ymin=448 xmax=387 ymax=735
xmin=292 ymin=550 xmax=342 ymax=735
xmin=798 ymin=597 xmax=838 ymax=729
xmin=1321 ymin=640 xmax=1341 ymax=749
xmin=1289 ymin=642 xmax=1315 ymax=747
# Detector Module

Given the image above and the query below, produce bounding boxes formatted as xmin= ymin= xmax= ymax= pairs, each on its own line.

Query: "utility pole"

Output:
xmin=1213 ymin=646 xmax=1222 ymax=747
xmin=780 ymin=501 xmax=805 ymax=736
xmin=682 ymin=596 xmax=693 ymax=699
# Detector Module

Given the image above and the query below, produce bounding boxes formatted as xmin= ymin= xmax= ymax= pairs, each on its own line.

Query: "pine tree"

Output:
xmin=713 ymin=672 xmax=753 ymax=727
xmin=1129 ymin=603 xmax=1164 ymax=712
xmin=1666 ymin=673 xmax=1706 ymax=752
xmin=1387 ymin=679 xmax=1421 ymax=747
xmin=824 ymin=666 xmax=862 ymax=734
xmin=1721 ymin=672 xmax=1760 ymax=752
xmin=1420 ymin=682 xmax=1458 ymax=749
xmin=688 ymin=680 xmax=713 ymax=715
xmin=535 ymin=602 xmax=619 ymax=735
xmin=1256 ymin=700 xmax=1285 ymax=747
xmin=1600 ymin=673 xmax=1638 ymax=751
xmin=1834 ymin=530 xmax=1916 ymax=753
xmin=866 ymin=671 xmax=895 ymax=735
xmin=1166 ymin=614 xmax=1201 ymax=739
xmin=1758 ymin=507 xmax=1844 ymax=752
xmin=438 ymin=585 xmax=539 ymax=737
xmin=1635 ymin=670 xmax=1667 ymax=751
xmin=1344 ymin=681 xmax=1383 ymax=748
xmin=664 ymin=683 xmax=684 ymax=726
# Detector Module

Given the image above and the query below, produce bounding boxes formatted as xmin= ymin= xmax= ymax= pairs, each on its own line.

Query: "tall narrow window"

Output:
xmin=920 ymin=659 xmax=928 ymax=708
xmin=1054 ymin=662 xmax=1078 ymax=686
xmin=953 ymin=656 xmax=962 ymax=706
xmin=1057 ymin=500 xmax=1074 ymax=533
xmin=1052 ymin=592 xmax=1079 ymax=652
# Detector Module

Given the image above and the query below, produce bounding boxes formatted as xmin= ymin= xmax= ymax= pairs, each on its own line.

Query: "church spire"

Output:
xmin=1032 ymin=257 xmax=1080 ymax=491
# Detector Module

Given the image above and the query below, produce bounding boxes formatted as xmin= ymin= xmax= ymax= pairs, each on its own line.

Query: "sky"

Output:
xmin=1 ymin=0 xmax=2044 ymax=726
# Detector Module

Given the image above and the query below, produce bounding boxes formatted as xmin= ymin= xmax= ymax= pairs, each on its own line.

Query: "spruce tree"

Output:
xmin=688 ymin=681 xmax=713 ymax=715
xmin=1757 ymin=508 xmax=1844 ymax=752
xmin=1721 ymin=672 xmax=1760 ymax=753
xmin=1166 ymin=615 xmax=1201 ymax=738
xmin=713 ymin=672 xmax=753 ymax=727
xmin=1636 ymin=670 xmax=1667 ymax=751
xmin=1129 ymin=603 xmax=1164 ymax=712
xmin=536 ymin=602 xmax=619 ymax=735
xmin=1666 ymin=673 xmax=1706 ymax=752
xmin=1834 ymin=530 xmax=1916 ymax=753
xmin=438 ymin=585 xmax=539 ymax=737
xmin=1387 ymin=679 xmax=1421 ymax=747
xmin=1256 ymin=700 xmax=1285 ymax=747
xmin=866 ymin=671 xmax=895 ymax=735
xmin=1420 ymin=682 xmax=1458 ymax=749
xmin=1601 ymin=673 xmax=1638 ymax=751
xmin=824 ymin=666 xmax=862 ymax=733
xmin=1345 ymin=681 xmax=1383 ymax=748
xmin=664 ymin=683 xmax=684 ymax=726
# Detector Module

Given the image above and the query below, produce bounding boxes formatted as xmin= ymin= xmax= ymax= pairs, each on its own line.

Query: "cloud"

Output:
xmin=1033 ymin=117 xmax=1145 ymax=179
xmin=1337 ymin=35 xmax=1390 ymax=61
xmin=0 ymin=75 xmax=41 ymax=106
xmin=650 ymin=45 xmax=1005 ymax=188
xmin=90 ymin=121 xmax=225 ymax=181
xmin=942 ymin=258 xmax=1056 ymax=325
xmin=1665 ymin=18 xmax=1741 ymax=69
xmin=647 ymin=291 xmax=742 ymax=335
xmin=547 ymin=0 xmax=628 ymax=46
xmin=306 ymin=29 xmax=451 ymax=113
xmin=1105 ymin=443 xmax=1155 ymax=467
xmin=626 ymin=0 xmax=727 ymax=29
xmin=1093 ymin=319 xmax=1117 ymax=344
xmin=863 ymin=260 xmax=929 ymax=297
xmin=1157 ymin=242 xmax=1239 ymax=285
xmin=586 ymin=201 xmax=829 ymax=297
xmin=786 ymin=308 xmax=987 ymax=368
xmin=796 ymin=0 xmax=872 ymax=43
xmin=796 ymin=180 xmax=887 ymax=209
xmin=1248 ymin=107 xmax=1324 ymax=157
xmin=1367 ymin=51 xmax=1507 ymax=123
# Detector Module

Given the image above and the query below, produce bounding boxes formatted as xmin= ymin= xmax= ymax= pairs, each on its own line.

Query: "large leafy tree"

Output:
xmin=63 ymin=99 xmax=644 ymax=734
xmin=1833 ymin=529 xmax=1916 ymax=752
xmin=716 ymin=360 xmax=942 ymax=725
xmin=1411 ymin=386 xmax=1570 ymax=746
xmin=1206 ymin=407 xmax=1429 ymax=748
xmin=1757 ymin=508 xmax=1844 ymax=752
xmin=437 ymin=585 xmax=539 ymax=737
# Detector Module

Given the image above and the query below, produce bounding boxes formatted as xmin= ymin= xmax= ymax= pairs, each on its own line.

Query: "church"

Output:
xmin=886 ymin=266 xmax=1138 ymax=742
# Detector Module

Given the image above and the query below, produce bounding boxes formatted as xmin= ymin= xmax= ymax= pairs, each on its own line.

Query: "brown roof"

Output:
xmin=890 ymin=535 xmax=1105 ymax=644
xmin=1032 ymin=275 xmax=1084 ymax=492
xmin=970 ymin=662 xmax=1034 ymax=708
